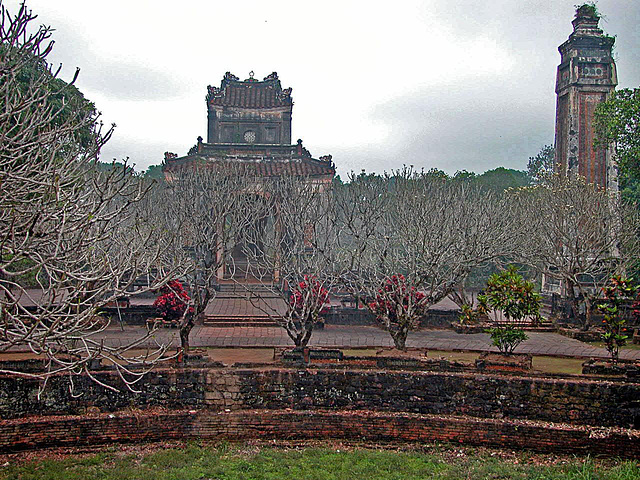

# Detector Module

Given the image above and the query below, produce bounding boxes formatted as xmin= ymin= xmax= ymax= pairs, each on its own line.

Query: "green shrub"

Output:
xmin=479 ymin=265 xmax=541 ymax=354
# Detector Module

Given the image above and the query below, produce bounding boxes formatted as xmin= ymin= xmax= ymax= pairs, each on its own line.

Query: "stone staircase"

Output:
xmin=203 ymin=283 xmax=286 ymax=327
xmin=483 ymin=310 xmax=557 ymax=332
xmin=490 ymin=319 xmax=557 ymax=332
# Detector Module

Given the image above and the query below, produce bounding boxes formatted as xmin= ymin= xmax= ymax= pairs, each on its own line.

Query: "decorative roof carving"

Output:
xmin=206 ymin=71 xmax=293 ymax=108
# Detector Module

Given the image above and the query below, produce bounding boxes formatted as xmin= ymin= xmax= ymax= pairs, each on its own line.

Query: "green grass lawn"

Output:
xmin=2 ymin=443 xmax=638 ymax=480
xmin=533 ymin=355 xmax=585 ymax=375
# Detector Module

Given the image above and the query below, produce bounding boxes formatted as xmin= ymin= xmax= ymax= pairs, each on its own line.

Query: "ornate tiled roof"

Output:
xmin=207 ymin=71 xmax=293 ymax=108
xmin=162 ymin=140 xmax=335 ymax=179
xmin=164 ymin=155 xmax=335 ymax=178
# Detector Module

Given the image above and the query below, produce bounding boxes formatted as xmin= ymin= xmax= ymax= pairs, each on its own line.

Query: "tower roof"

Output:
xmin=206 ymin=71 xmax=293 ymax=108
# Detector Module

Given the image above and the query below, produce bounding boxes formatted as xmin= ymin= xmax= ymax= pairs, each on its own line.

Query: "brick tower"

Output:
xmin=553 ymin=5 xmax=618 ymax=190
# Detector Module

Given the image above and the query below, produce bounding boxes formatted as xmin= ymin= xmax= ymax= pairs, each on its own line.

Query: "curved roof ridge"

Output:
xmin=206 ymin=71 xmax=293 ymax=108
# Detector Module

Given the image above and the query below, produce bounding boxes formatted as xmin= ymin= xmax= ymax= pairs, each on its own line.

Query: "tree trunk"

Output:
xmin=178 ymin=285 xmax=210 ymax=359
xmin=179 ymin=316 xmax=193 ymax=354
xmin=565 ymin=279 xmax=585 ymax=329
xmin=292 ymin=326 xmax=313 ymax=349
xmin=611 ymin=345 xmax=619 ymax=365
xmin=391 ymin=326 xmax=408 ymax=351
xmin=300 ymin=327 xmax=313 ymax=348
xmin=583 ymin=296 xmax=594 ymax=331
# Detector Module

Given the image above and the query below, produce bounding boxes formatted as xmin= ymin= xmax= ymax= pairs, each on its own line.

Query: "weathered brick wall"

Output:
xmin=1 ymin=409 xmax=638 ymax=458
xmin=323 ymin=307 xmax=458 ymax=327
xmin=0 ymin=367 xmax=208 ymax=418
xmin=1 ymin=366 xmax=638 ymax=428
xmin=225 ymin=369 xmax=640 ymax=428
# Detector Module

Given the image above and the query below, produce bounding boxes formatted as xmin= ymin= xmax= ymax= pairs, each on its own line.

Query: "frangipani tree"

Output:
xmin=241 ymin=175 xmax=339 ymax=348
xmin=513 ymin=175 xmax=640 ymax=329
xmin=595 ymin=276 xmax=638 ymax=364
xmin=367 ymin=274 xmax=430 ymax=350
xmin=0 ymin=3 xmax=181 ymax=392
xmin=335 ymin=168 xmax=517 ymax=350
xmin=153 ymin=163 xmax=255 ymax=353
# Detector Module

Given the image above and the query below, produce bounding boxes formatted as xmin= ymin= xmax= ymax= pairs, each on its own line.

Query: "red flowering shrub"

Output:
xmin=284 ymin=275 xmax=331 ymax=348
xmin=368 ymin=275 xmax=427 ymax=321
xmin=153 ymin=280 xmax=194 ymax=321
xmin=289 ymin=275 xmax=330 ymax=316
xmin=367 ymin=274 xmax=429 ymax=349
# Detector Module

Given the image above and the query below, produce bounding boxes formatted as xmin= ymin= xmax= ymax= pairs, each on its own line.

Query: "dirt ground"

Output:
xmin=0 ymin=346 xmax=614 ymax=375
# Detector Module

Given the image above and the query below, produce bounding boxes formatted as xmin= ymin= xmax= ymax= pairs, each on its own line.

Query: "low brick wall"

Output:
xmin=100 ymin=305 xmax=157 ymax=325
xmin=230 ymin=369 xmax=640 ymax=428
xmin=1 ymin=409 xmax=638 ymax=458
xmin=1 ymin=365 xmax=639 ymax=429
xmin=323 ymin=307 xmax=458 ymax=327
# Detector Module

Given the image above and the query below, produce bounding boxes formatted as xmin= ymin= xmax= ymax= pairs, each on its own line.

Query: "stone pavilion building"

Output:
xmin=162 ymin=71 xmax=335 ymax=182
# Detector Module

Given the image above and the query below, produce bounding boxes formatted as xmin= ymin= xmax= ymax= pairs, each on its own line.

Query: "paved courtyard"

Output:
xmin=96 ymin=324 xmax=640 ymax=360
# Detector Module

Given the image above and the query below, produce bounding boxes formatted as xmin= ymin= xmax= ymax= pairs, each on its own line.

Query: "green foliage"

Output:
xmin=527 ymin=144 xmax=554 ymax=184
xmin=451 ymin=167 xmax=531 ymax=191
xmin=473 ymin=167 xmax=531 ymax=192
xmin=422 ymin=167 xmax=449 ymax=180
xmin=345 ymin=167 xmax=530 ymax=194
xmin=479 ymin=265 xmax=541 ymax=354
xmin=485 ymin=326 xmax=529 ymax=355
xmin=144 ymin=164 xmax=165 ymax=179
xmin=1 ymin=254 xmax=40 ymax=287
xmin=453 ymin=169 xmax=476 ymax=181
xmin=595 ymin=276 xmax=637 ymax=364
xmin=459 ymin=303 xmax=479 ymax=324
xmin=594 ymin=88 xmax=640 ymax=184
xmin=479 ymin=266 xmax=542 ymax=323
xmin=95 ymin=160 xmax=135 ymax=175
xmin=2 ymin=43 xmax=99 ymax=151
xmin=618 ymin=175 xmax=640 ymax=207
xmin=575 ymin=3 xmax=600 ymax=19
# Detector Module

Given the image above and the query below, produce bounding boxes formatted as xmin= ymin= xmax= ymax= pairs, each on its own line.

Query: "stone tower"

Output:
xmin=553 ymin=5 xmax=618 ymax=190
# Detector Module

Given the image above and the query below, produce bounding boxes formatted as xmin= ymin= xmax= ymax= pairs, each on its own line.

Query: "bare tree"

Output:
xmin=0 ymin=3 xmax=181 ymax=392
xmin=153 ymin=164 xmax=255 ymax=353
xmin=240 ymin=175 xmax=339 ymax=348
xmin=513 ymin=175 xmax=640 ymax=329
xmin=335 ymin=169 xmax=519 ymax=350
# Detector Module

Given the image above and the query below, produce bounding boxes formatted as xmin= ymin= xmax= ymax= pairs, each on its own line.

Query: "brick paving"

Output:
xmin=96 ymin=324 xmax=640 ymax=361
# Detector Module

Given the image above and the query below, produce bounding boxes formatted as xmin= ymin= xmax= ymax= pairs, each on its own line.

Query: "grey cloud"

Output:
xmin=327 ymin=82 xmax=554 ymax=177
xmin=98 ymin=135 xmax=176 ymax=172
xmin=76 ymin=60 xmax=188 ymax=101
xmin=41 ymin=19 xmax=187 ymax=101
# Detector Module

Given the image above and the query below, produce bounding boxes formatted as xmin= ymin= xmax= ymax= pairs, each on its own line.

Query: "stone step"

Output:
xmin=203 ymin=321 xmax=281 ymax=327
xmin=203 ymin=315 xmax=280 ymax=327
xmin=216 ymin=284 xmax=279 ymax=296
xmin=490 ymin=322 xmax=556 ymax=332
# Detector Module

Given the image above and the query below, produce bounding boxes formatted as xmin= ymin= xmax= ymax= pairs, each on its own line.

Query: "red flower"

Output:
xmin=289 ymin=276 xmax=330 ymax=315
xmin=153 ymin=280 xmax=193 ymax=321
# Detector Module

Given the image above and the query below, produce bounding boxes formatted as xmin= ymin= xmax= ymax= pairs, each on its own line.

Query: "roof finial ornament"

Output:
xmin=249 ymin=70 xmax=254 ymax=79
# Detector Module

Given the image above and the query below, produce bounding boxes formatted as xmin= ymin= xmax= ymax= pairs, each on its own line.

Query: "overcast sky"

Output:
xmin=5 ymin=0 xmax=640 ymax=177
